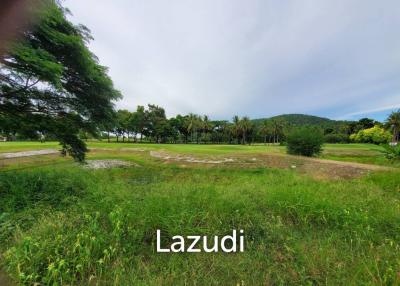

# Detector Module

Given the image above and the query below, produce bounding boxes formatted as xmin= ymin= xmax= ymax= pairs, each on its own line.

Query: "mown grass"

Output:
xmin=0 ymin=143 xmax=400 ymax=285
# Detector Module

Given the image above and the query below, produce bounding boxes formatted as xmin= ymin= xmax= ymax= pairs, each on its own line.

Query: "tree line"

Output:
xmin=91 ymin=105 xmax=400 ymax=146
xmin=96 ymin=105 xmax=285 ymax=145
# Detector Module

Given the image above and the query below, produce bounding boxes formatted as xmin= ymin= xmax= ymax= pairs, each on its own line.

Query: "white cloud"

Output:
xmin=64 ymin=0 xmax=400 ymax=120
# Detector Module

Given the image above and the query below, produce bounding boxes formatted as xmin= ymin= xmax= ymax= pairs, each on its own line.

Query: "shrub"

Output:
xmin=286 ymin=127 xmax=324 ymax=157
xmin=324 ymin=133 xmax=349 ymax=143
xmin=350 ymin=126 xmax=391 ymax=144
xmin=382 ymin=144 xmax=400 ymax=161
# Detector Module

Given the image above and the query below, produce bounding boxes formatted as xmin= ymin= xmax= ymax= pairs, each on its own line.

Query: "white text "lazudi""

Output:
xmin=156 ymin=229 xmax=244 ymax=253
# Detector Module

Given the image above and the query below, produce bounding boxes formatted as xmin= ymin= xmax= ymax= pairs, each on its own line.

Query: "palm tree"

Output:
xmin=259 ymin=120 xmax=270 ymax=144
xmin=386 ymin=110 xmax=400 ymax=143
xmin=233 ymin=115 xmax=241 ymax=144
xmin=225 ymin=123 xmax=234 ymax=144
xmin=187 ymin=113 xmax=200 ymax=143
xmin=201 ymin=115 xmax=212 ymax=143
xmin=240 ymin=116 xmax=252 ymax=145
xmin=271 ymin=118 xmax=285 ymax=144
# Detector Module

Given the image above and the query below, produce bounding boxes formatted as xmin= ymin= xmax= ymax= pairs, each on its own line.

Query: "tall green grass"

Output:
xmin=1 ymin=163 xmax=399 ymax=285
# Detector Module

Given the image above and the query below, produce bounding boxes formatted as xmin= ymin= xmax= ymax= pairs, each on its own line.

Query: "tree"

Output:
xmin=259 ymin=120 xmax=270 ymax=144
xmin=0 ymin=0 xmax=121 ymax=160
xmin=232 ymin=115 xmax=241 ymax=144
xmin=385 ymin=110 xmax=400 ymax=143
xmin=211 ymin=120 xmax=228 ymax=144
xmin=187 ymin=113 xmax=200 ymax=143
xmin=99 ymin=110 xmax=117 ymax=143
xmin=115 ymin=110 xmax=131 ymax=142
xmin=170 ymin=114 xmax=189 ymax=143
xmin=144 ymin=104 xmax=167 ymax=143
xmin=358 ymin=118 xmax=375 ymax=130
xmin=201 ymin=115 xmax=212 ymax=143
xmin=270 ymin=118 xmax=285 ymax=143
xmin=239 ymin=116 xmax=252 ymax=145
xmin=130 ymin=106 xmax=146 ymax=142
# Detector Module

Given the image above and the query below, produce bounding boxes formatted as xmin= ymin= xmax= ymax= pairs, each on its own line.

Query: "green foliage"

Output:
xmin=324 ymin=133 xmax=349 ymax=143
xmin=286 ymin=127 xmax=324 ymax=156
xmin=385 ymin=109 xmax=400 ymax=143
xmin=59 ymin=134 xmax=88 ymax=162
xmin=357 ymin=118 xmax=376 ymax=129
xmin=0 ymin=0 xmax=121 ymax=161
xmin=252 ymin=114 xmax=333 ymax=126
xmin=350 ymin=126 xmax=392 ymax=144
xmin=96 ymin=107 xmax=400 ymax=147
xmin=382 ymin=144 xmax=400 ymax=161
xmin=105 ymin=111 xmax=369 ymax=146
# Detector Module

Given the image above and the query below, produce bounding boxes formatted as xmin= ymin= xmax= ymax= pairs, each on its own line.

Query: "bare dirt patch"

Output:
xmin=149 ymin=150 xmax=393 ymax=180
xmin=150 ymin=151 xmax=235 ymax=164
xmin=233 ymin=153 xmax=393 ymax=179
xmin=83 ymin=160 xmax=136 ymax=169
xmin=0 ymin=149 xmax=58 ymax=158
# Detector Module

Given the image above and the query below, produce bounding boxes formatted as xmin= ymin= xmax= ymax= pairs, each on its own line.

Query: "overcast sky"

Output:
xmin=64 ymin=0 xmax=400 ymax=121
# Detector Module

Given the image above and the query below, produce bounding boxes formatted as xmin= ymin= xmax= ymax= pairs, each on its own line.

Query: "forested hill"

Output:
xmin=251 ymin=114 xmax=352 ymax=127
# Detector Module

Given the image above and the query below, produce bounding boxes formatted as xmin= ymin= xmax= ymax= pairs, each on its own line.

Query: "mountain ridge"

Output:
xmin=251 ymin=114 xmax=353 ymax=126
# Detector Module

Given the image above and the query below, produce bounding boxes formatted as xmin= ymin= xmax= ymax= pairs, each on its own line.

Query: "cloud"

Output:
xmin=336 ymin=102 xmax=400 ymax=119
xmin=64 ymin=0 xmax=400 ymax=120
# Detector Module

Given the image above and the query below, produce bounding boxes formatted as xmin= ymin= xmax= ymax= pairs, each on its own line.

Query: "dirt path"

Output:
xmin=0 ymin=149 xmax=58 ymax=158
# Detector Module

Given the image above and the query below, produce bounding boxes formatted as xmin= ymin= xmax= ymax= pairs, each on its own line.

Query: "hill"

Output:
xmin=252 ymin=114 xmax=352 ymax=128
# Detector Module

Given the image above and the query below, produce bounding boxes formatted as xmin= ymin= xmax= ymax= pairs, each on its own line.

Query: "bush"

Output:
xmin=286 ymin=127 xmax=324 ymax=157
xmin=324 ymin=133 xmax=349 ymax=143
xmin=382 ymin=144 xmax=400 ymax=161
xmin=350 ymin=126 xmax=391 ymax=144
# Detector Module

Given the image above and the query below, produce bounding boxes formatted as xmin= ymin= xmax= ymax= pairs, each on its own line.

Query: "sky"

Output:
xmin=64 ymin=0 xmax=400 ymax=121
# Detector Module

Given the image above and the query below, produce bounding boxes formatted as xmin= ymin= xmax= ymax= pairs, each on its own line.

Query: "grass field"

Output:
xmin=0 ymin=141 xmax=399 ymax=285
